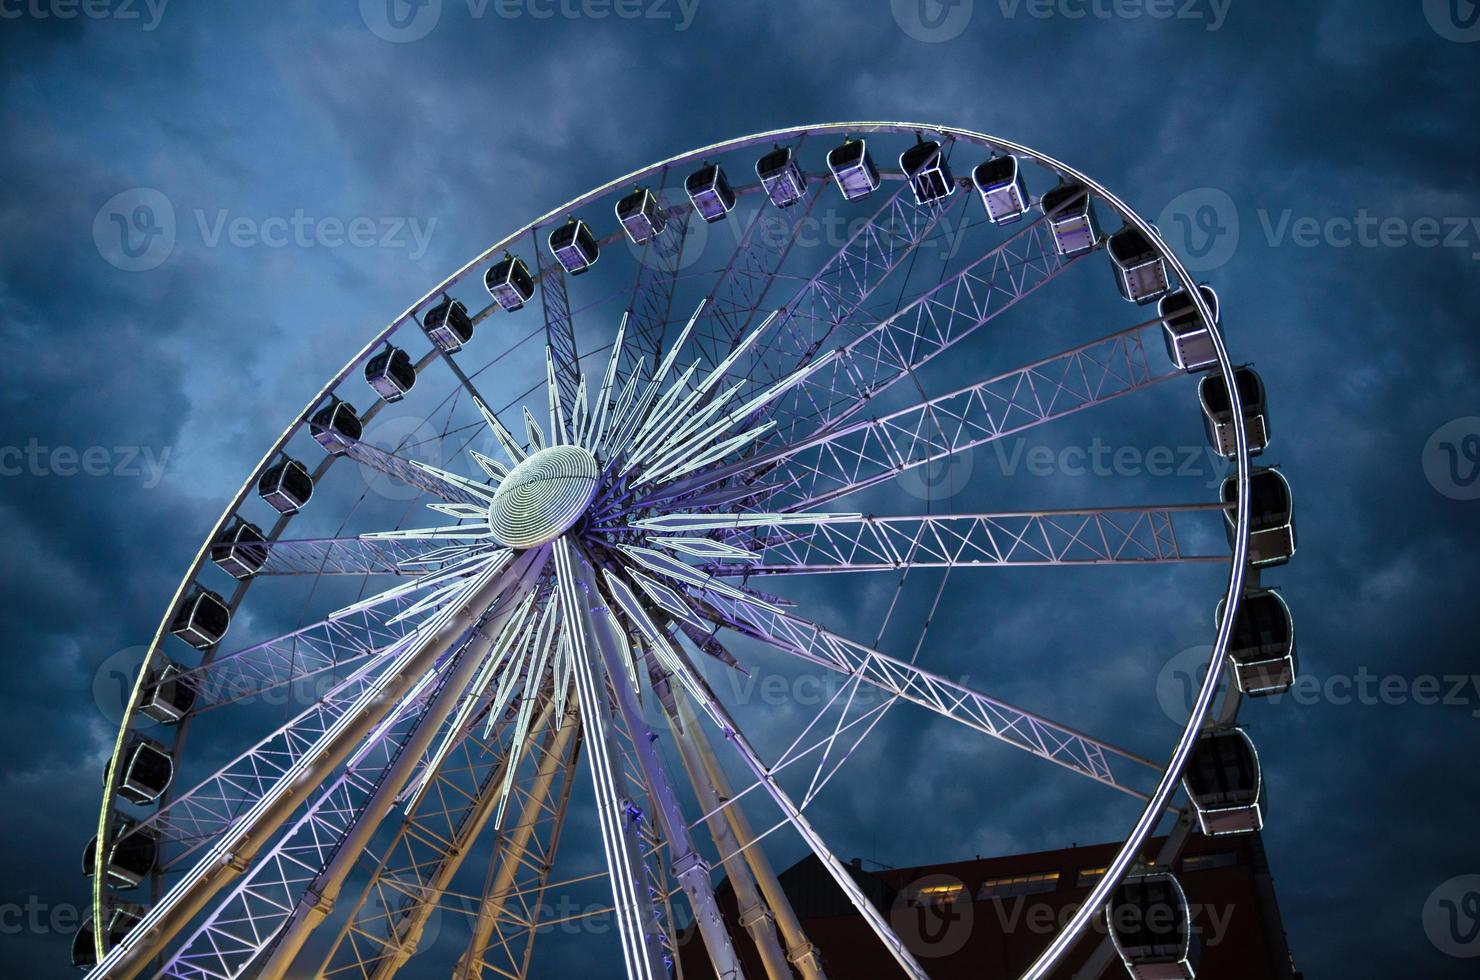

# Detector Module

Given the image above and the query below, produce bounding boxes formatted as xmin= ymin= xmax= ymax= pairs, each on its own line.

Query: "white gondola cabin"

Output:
xmin=1221 ymin=468 xmax=1296 ymax=567
xmin=1159 ymin=286 xmax=1221 ymax=373
xmin=1217 ymin=589 xmax=1296 ymax=696
xmin=685 ymin=163 xmax=736 ymax=223
xmin=211 ymin=518 xmax=267 ymax=579
xmin=548 ymin=217 xmax=599 ymax=276
xmin=365 ymin=345 xmax=416 ymax=402
xmin=111 ymin=737 xmax=174 ymax=806
xmin=826 ymin=137 xmax=880 ymax=202
xmin=83 ymin=817 xmax=158 ymax=889
xmin=258 ymin=457 xmax=313 ymax=514
xmin=71 ymin=904 xmax=145 ymax=971
xmin=1041 ymin=182 xmax=1100 ymax=256
xmin=310 ymin=397 xmax=362 ymax=455
xmin=1107 ymin=872 xmax=1200 ymax=980
xmin=139 ymin=660 xmax=197 ymax=724
xmin=1199 ymin=366 xmax=1269 ymax=458
xmin=1107 ymin=226 xmax=1170 ymax=304
xmin=169 ymin=587 xmax=230 ymax=650
xmin=756 ymin=146 xmax=807 ymax=208
xmin=422 ymin=296 xmax=476 ymax=350
xmin=616 ymin=186 xmax=667 ymax=245
xmin=1183 ymin=727 xmax=1264 ymax=836
xmin=900 ymin=138 xmax=955 ymax=206
xmin=972 ymin=155 xmax=1030 ymax=224
xmin=485 ymin=255 xmax=535 ymax=312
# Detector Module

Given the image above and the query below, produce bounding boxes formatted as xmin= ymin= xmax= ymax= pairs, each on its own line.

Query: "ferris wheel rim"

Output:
xmin=91 ymin=121 xmax=1255 ymax=977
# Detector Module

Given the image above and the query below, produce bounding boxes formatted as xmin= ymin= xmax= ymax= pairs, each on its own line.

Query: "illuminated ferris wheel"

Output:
xmin=85 ymin=123 xmax=1296 ymax=980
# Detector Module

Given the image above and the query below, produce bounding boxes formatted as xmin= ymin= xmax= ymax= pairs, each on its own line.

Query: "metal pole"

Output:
xmin=364 ymin=696 xmax=561 ymax=980
xmin=553 ymin=539 xmax=668 ymax=979
xmin=255 ymin=549 xmax=553 ymax=979
xmin=564 ymin=540 xmax=746 ymax=980
xmin=93 ymin=547 xmax=549 ymax=980
xmin=455 ymin=694 xmax=580 ymax=980
xmin=659 ymin=679 xmax=792 ymax=980
xmin=674 ymin=688 xmax=827 ymax=980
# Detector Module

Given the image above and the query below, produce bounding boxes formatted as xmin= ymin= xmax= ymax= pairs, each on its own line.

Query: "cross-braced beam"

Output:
xmin=682 ymin=505 xmax=1227 ymax=575
xmin=696 ymin=591 xmax=1161 ymax=799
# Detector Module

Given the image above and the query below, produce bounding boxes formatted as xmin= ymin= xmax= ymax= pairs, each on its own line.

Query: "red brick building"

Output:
xmin=677 ymin=833 xmax=1300 ymax=978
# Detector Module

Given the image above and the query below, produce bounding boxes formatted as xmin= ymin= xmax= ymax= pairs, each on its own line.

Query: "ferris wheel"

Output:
xmin=84 ymin=123 xmax=1296 ymax=980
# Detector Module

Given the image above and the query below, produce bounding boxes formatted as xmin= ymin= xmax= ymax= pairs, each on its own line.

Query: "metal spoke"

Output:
xmin=647 ymin=319 xmax=1177 ymax=512
xmin=695 ymin=591 xmax=1162 ymax=798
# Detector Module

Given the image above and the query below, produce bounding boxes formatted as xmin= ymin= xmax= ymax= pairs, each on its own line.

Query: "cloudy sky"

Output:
xmin=2 ymin=1 xmax=1478 ymax=976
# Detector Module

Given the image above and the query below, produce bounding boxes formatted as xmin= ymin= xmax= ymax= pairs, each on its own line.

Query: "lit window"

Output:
xmin=1182 ymin=851 xmax=1238 ymax=873
xmin=911 ymin=882 xmax=965 ymax=907
xmin=1077 ymin=867 xmax=1108 ymax=887
xmin=977 ymin=872 xmax=1060 ymax=899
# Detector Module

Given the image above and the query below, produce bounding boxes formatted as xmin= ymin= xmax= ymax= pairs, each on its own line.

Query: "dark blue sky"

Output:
xmin=2 ymin=1 xmax=1478 ymax=976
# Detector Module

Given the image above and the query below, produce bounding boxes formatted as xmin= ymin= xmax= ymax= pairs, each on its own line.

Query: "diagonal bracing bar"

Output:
xmin=696 ymin=591 xmax=1161 ymax=799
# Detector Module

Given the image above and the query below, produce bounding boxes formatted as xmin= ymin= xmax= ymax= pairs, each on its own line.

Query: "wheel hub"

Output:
xmin=486 ymin=444 xmax=600 ymax=549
